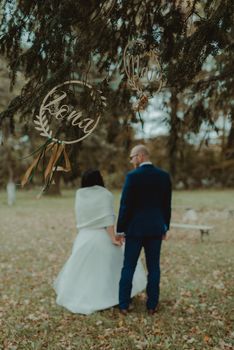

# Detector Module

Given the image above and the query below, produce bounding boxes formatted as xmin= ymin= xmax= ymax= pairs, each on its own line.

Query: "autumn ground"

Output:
xmin=0 ymin=189 xmax=233 ymax=350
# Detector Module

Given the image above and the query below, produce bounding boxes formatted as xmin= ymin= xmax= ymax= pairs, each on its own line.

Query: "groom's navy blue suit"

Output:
xmin=117 ymin=163 xmax=172 ymax=310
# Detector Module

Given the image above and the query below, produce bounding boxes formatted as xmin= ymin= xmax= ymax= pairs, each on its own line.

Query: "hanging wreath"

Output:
xmin=21 ymin=80 xmax=106 ymax=193
xmin=123 ymin=40 xmax=163 ymax=112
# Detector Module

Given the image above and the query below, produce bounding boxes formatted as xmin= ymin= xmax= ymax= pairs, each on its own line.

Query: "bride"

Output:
xmin=53 ymin=169 xmax=146 ymax=315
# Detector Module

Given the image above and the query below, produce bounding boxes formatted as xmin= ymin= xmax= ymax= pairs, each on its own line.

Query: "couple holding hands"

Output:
xmin=54 ymin=144 xmax=172 ymax=315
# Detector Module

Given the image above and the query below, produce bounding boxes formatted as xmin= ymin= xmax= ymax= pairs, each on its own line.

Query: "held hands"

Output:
xmin=112 ymin=237 xmax=122 ymax=246
xmin=106 ymin=226 xmax=124 ymax=246
xmin=112 ymin=235 xmax=125 ymax=247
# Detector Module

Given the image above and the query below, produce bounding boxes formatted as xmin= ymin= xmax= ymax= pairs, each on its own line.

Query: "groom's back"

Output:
xmin=130 ymin=165 xmax=169 ymax=205
xmin=125 ymin=164 xmax=171 ymax=238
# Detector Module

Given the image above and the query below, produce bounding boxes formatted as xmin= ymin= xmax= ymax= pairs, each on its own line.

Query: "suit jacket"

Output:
xmin=117 ymin=164 xmax=172 ymax=238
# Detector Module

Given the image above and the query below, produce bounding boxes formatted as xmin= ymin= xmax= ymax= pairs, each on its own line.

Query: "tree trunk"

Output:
xmin=44 ymin=172 xmax=62 ymax=196
xmin=224 ymin=109 xmax=234 ymax=185
xmin=168 ymin=89 xmax=179 ymax=182
xmin=226 ymin=110 xmax=234 ymax=155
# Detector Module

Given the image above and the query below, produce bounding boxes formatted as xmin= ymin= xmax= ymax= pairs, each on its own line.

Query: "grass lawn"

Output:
xmin=0 ymin=188 xmax=233 ymax=349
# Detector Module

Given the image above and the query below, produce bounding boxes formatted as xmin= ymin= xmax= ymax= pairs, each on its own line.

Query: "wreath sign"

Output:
xmin=21 ymin=80 xmax=106 ymax=192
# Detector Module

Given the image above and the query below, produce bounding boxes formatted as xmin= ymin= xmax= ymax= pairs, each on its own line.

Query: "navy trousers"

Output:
xmin=119 ymin=237 xmax=162 ymax=310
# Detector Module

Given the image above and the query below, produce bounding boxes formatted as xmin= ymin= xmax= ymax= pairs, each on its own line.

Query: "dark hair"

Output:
xmin=81 ymin=169 xmax=105 ymax=188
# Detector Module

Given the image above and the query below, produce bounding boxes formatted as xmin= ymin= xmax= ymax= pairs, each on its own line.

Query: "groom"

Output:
xmin=117 ymin=144 xmax=172 ymax=314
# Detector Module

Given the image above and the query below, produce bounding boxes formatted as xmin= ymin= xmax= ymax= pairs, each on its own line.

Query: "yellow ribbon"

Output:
xmin=21 ymin=142 xmax=71 ymax=187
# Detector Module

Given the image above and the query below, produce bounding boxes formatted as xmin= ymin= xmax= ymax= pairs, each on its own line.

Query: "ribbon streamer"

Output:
xmin=21 ymin=141 xmax=71 ymax=189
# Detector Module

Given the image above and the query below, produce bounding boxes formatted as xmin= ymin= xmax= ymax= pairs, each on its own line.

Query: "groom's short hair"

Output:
xmin=133 ymin=144 xmax=150 ymax=157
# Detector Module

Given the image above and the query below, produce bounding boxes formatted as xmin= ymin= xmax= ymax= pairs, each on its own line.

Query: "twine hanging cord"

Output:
xmin=21 ymin=141 xmax=71 ymax=187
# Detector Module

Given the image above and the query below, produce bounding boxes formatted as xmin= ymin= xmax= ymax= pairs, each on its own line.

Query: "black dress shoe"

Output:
xmin=147 ymin=309 xmax=157 ymax=315
xmin=119 ymin=309 xmax=129 ymax=315
xmin=119 ymin=302 xmax=134 ymax=315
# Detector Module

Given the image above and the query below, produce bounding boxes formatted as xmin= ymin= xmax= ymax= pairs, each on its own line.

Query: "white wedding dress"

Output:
xmin=53 ymin=185 xmax=146 ymax=315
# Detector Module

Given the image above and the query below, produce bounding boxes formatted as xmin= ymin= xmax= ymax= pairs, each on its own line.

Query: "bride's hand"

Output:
xmin=116 ymin=235 xmax=125 ymax=244
xmin=112 ymin=237 xmax=122 ymax=246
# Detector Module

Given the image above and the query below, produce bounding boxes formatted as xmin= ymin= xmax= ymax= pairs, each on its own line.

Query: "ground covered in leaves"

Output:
xmin=0 ymin=189 xmax=234 ymax=349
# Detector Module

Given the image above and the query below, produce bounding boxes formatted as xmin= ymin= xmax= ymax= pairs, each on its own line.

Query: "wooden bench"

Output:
xmin=170 ymin=223 xmax=214 ymax=241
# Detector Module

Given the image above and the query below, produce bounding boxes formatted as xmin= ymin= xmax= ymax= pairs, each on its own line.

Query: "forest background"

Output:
xmin=0 ymin=0 xmax=233 ymax=193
